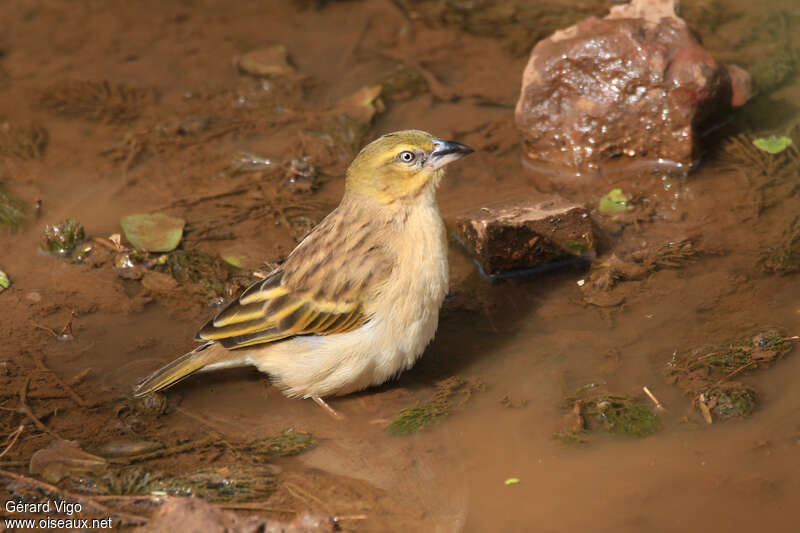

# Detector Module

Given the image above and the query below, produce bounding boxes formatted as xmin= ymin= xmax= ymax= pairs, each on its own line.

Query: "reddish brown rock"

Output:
xmin=454 ymin=197 xmax=596 ymax=277
xmin=515 ymin=0 xmax=750 ymax=172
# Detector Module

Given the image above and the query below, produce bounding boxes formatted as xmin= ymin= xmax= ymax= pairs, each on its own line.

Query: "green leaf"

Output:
xmin=599 ymin=188 xmax=633 ymax=213
xmin=0 ymin=269 xmax=9 ymax=291
xmin=504 ymin=477 xmax=520 ymax=485
xmin=120 ymin=213 xmax=185 ymax=252
xmin=567 ymin=240 xmax=587 ymax=251
xmin=753 ymin=135 xmax=793 ymax=154
xmin=222 ymin=255 xmax=245 ymax=268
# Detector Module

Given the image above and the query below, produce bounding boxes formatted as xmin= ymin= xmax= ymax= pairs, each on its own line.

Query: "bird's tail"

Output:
xmin=133 ymin=342 xmax=235 ymax=397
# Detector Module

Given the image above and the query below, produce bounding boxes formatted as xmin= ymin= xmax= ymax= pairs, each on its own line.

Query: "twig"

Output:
xmin=31 ymin=354 xmax=89 ymax=407
xmin=724 ymin=361 xmax=756 ymax=381
xmin=341 ymin=15 xmax=372 ymax=65
xmin=32 ymin=321 xmax=59 ymax=338
xmin=215 ymin=502 xmax=295 ymax=514
xmin=282 ymin=481 xmax=329 ymax=510
xmin=108 ymin=436 xmax=217 ymax=464
xmin=697 ymin=394 xmax=713 ymax=425
xmin=0 ymin=425 xmax=23 ymax=459
xmin=16 ymin=376 xmax=62 ymax=439
xmin=642 ymin=386 xmax=667 ymax=412
xmin=0 ymin=468 xmax=147 ymax=526
xmin=58 ymin=310 xmax=77 ymax=339
xmin=153 ymin=186 xmax=249 ymax=211
xmin=334 ymin=514 xmax=368 ymax=521
xmin=68 ymin=368 xmax=92 ymax=386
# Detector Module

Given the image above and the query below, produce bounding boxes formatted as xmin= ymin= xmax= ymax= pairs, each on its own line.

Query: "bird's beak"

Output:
xmin=429 ymin=138 xmax=475 ymax=170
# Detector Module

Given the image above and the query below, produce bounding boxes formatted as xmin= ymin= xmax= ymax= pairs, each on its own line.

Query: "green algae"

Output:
xmin=704 ymin=384 xmax=759 ymax=420
xmin=42 ymin=219 xmax=86 ymax=256
xmin=247 ymin=429 xmax=317 ymax=457
xmin=387 ymin=377 xmax=484 ymax=436
xmin=582 ymin=396 xmax=659 ymax=438
xmin=0 ymin=183 xmax=28 ymax=230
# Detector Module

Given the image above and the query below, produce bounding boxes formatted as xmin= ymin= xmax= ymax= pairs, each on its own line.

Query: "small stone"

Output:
xmin=454 ymin=196 xmax=596 ymax=277
xmin=238 ymin=46 xmax=296 ymax=77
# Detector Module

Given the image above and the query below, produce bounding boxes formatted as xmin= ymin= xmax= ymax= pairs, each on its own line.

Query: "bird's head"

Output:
xmin=345 ymin=130 xmax=474 ymax=203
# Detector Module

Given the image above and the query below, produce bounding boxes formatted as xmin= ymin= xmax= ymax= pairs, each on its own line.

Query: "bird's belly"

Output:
xmin=250 ymin=270 xmax=447 ymax=398
xmin=250 ymin=201 xmax=449 ymax=398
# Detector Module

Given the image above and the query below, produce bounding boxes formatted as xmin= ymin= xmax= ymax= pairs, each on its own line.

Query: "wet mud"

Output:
xmin=1 ymin=0 xmax=799 ymax=531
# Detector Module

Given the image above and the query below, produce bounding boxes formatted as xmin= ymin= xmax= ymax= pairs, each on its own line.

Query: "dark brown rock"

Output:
xmin=515 ymin=0 xmax=750 ymax=172
xmin=454 ymin=197 xmax=596 ymax=277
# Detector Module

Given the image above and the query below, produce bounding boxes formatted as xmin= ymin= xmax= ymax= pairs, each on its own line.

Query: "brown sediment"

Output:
xmin=0 ymin=0 xmax=799 ymax=531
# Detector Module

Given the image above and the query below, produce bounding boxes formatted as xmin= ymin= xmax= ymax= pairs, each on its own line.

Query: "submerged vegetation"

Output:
xmin=667 ymin=330 xmax=794 ymax=423
xmin=387 ymin=377 xmax=484 ymax=435
xmin=0 ymin=183 xmax=28 ymax=230
xmin=41 ymin=219 xmax=86 ymax=256
xmin=555 ymin=391 xmax=660 ymax=444
xmin=246 ymin=429 xmax=317 ymax=457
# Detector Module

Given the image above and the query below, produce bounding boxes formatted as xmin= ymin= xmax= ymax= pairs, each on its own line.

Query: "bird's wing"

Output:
xmin=195 ymin=206 xmax=394 ymax=349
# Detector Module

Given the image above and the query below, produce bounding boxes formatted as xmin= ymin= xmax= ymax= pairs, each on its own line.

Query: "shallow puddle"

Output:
xmin=1 ymin=0 xmax=799 ymax=531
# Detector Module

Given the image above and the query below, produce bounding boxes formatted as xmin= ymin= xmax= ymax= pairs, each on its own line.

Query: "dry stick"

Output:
xmin=154 ymin=186 xmax=250 ymax=211
xmin=724 ymin=361 xmax=757 ymax=381
xmin=16 ymin=376 xmax=62 ymax=439
xmin=341 ymin=15 xmax=372 ymax=66
xmin=642 ymin=386 xmax=667 ymax=412
xmin=0 ymin=425 xmax=24 ymax=459
xmin=282 ymin=481 xmax=329 ymax=510
xmin=697 ymin=394 xmax=713 ymax=425
xmin=58 ymin=310 xmax=77 ymax=338
xmin=31 ymin=354 xmax=89 ymax=408
xmin=215 ymin=502 xmax=295 ymax=514
xmin=0 ymin=468 xmax=147 ymax=526
xmin=69 ymin=368 xmax=92 ymax=387
xmin=107 ymin=436 xmax=218 ymax=465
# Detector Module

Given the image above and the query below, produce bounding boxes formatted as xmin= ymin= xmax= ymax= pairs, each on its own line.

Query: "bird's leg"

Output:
xmin=312 ymin=395 xmax=344 ymax=420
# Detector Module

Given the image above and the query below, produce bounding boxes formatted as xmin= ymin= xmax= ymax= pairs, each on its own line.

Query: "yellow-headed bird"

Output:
xmin=134 ymin=130 xmax=473 ymax=416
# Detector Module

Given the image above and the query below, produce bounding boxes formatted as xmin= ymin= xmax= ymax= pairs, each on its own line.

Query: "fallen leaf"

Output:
xmin=121 ymin=213 xmax=185 ymax=252
xmin=752 ymin=135 xmax=793 ymax=154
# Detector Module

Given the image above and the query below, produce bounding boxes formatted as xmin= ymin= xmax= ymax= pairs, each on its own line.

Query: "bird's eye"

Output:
xmin=398 ymin=151 xmax=416 ymax=163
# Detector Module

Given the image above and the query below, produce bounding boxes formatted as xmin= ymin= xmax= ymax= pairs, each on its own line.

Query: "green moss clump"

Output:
xmin=160 ymin=249 xmax=238 ymax=298
xmin=387 ymin=402 xmax=447 ymax=436
xmin=387 ymin=376 xmax=484 ymax=436
xmin=586 ymin=396 xmax=659 ymax=437
xmin=0 ymin=183 xmax=28 ymax=230
xmin=42 ymin=219 xmax=86 ymax=256
xmin=705 ymin=347 xmax=752 ymax=372
xmin=705 ymin=384 xmax=759 ymax=420
xmin=552 ymin=429 xmax=589 ymax=445
xmin=75 ymin=465 xmax=278 ymax=502
xmin=750 ymin=53 xmax=796 ymax=93
xmin=248 ymin=429 xmax=316 ymax=456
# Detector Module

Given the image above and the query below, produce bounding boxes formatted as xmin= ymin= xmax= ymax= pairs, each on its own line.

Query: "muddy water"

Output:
xmin=1 ymin=0 xmax=799 ymax=531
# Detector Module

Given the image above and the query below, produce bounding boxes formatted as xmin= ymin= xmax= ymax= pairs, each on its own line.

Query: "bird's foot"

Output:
xmin=312 ymin=395 xmax=344 ymax=420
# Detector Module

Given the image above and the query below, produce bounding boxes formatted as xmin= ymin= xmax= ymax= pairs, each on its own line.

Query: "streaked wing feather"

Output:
xmin=195 ymin=203 xmax=393 ymax=350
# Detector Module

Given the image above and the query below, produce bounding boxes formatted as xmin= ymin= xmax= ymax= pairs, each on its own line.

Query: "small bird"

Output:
xmin=134 ymin=130 xmax=473 ymax=416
